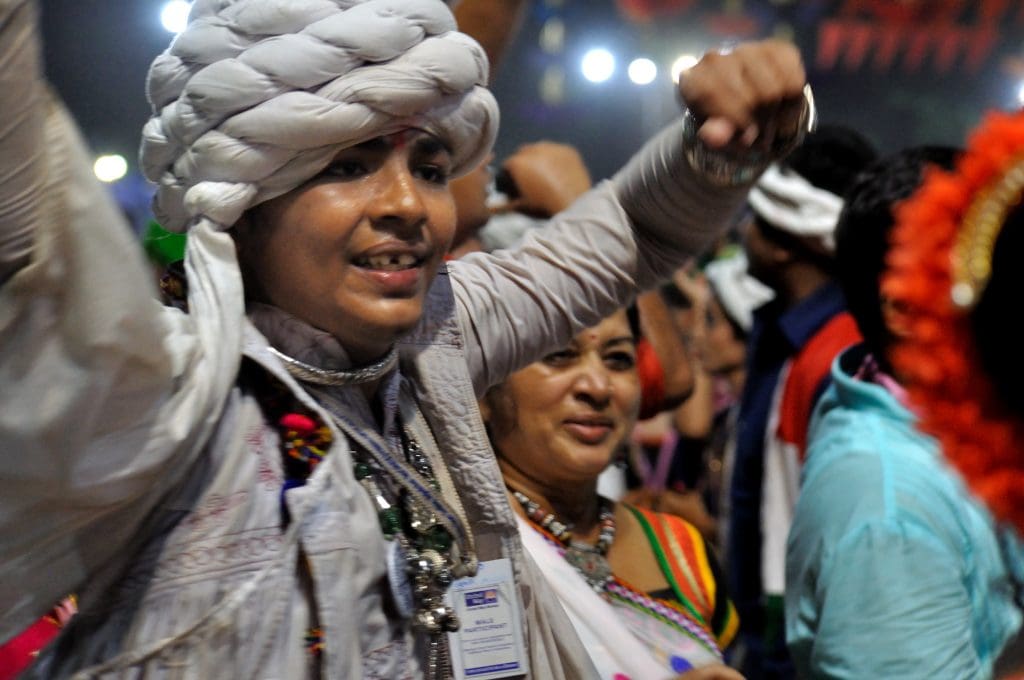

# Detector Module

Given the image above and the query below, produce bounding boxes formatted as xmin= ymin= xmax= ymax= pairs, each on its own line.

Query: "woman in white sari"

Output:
xmin=482 ymin=309 xmax=743 ymax=680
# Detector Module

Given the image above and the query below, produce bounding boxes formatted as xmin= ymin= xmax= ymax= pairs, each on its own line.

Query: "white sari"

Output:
xmin=516 ymin=516 xmax=724 ymax=680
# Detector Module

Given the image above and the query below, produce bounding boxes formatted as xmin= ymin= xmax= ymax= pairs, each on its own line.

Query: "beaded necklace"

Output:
xmin=511 ymin=489 xmax=616 ymax=592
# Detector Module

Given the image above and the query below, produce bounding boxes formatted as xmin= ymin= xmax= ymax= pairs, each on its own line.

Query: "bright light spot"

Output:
xmin=671 ymin=54 xmax=699 ymax=84
xmin=581 ymin=48 xmax=616 ymax=84
xmin=94 ymin=154 xmax=128 ymax=183
xmin=628 ymin=58 xmax=658 ymax=85
xmin=1017 ymin=81 xmax=1024 ymax=107
xmin=161 ymin=0 xmax=192 ymax=34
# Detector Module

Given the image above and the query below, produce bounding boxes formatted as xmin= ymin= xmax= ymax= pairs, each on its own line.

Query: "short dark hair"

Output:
xmin=834 ymin=146 xmax=959 ymax=369
xmin=785 ymin=124 xmax=878 ymax=197
xmin=972 ymin=201 xmax=1024 ymax=418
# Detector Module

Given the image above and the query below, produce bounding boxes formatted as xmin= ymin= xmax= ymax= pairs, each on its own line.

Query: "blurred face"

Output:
xmin=484 ymin=311 xmax=641 ymax=487
xmin=742 ymin=216 xmax=784 ymax=290
xmin=236 ymin=131 xmax=456 ymax=364
xmin=698 ymin=296 xmax=746 ymax=374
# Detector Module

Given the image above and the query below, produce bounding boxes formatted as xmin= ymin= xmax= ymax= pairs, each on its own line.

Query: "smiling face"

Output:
xmin=483 ymin=311 xmax=641 ymax=488
xmin=235 ymin=131 xmax=457 ymax=364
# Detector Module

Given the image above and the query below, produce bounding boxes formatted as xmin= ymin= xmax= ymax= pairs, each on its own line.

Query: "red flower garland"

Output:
xmin=883 ymin=110 xmax=1024 ymax=533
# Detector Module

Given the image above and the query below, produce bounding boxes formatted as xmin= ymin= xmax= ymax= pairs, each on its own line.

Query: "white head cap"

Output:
xmin=747 ymin=164 xmax=845 ymax=254
xmin=704 ymin=252 xmax=775 ymax=333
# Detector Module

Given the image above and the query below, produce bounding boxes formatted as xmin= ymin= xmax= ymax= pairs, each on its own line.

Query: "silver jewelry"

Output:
xmin=268 ymin=346 xmax=398 ymax=386
xmin=511 ymin=488 xmax=617 ymax=591
xmin=683 ymin=83 xmax=818 ymax=186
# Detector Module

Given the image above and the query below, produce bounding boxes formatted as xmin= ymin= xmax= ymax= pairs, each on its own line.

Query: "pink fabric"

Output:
xmin=854 ymin=353 xmax=911 ymax=409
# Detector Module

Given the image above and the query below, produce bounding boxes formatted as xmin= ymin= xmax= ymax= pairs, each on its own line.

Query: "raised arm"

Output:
xmin=453 ymin=41 xmax=807 ymax=394
xmin=452 ymin=0 xmax=528 ymax=83
xmin=0 ymin=1 xmax=233 ymax=641
xmin=0 ymin=0 xmax=45 ymax=284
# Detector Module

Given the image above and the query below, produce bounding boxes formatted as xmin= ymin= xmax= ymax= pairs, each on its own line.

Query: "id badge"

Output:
xmin=446 ymin=558 xmax=528 ymax=679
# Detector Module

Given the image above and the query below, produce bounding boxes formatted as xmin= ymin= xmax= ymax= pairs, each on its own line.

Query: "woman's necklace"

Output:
xmin=511 ymin=489 xmax=616 ymax=592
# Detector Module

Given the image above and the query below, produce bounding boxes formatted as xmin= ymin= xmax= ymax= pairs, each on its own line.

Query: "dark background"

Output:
xmin=39 ymin=0 xmax=1024 ymax=188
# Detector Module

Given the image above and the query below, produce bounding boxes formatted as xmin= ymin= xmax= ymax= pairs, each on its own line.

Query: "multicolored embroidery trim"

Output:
xmin=605 ymin=579 xmax=722 ymax=659
xmin=626 ymin=505 xmax=738 ymax=648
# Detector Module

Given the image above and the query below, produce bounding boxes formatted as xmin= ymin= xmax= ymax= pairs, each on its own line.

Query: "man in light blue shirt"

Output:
xmin=785 ymin=147 xmax=1023 ymax=678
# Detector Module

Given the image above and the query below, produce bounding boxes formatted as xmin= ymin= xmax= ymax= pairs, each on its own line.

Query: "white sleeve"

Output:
xmin=0 ymin=0 xmax=44 ymax=283
xmin=450 ymin=123 xmax=752 ymax=396
xmin=0 ymin=1 xmax=236 ymax=641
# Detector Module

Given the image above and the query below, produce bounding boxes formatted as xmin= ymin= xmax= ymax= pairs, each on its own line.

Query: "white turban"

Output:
xmin=140 ymin=0 xmax=499 ymax=233
xmin=747 ymin=164 xmax=845 ymax=254
xmin=704 ymin=252 xmax=774 ymax=333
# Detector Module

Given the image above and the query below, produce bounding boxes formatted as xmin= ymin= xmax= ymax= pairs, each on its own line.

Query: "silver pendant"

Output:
xmin=564 ymin=543 xmax=613 ymax=590
xmin=408 ymin=501 xmax=440 ymax=534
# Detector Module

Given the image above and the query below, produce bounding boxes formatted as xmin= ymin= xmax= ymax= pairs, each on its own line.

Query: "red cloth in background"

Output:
xmin=775 ymin=311 xmax=861 ymax=461
xmin=0 ymin=616 xmax=61 ymax=680
xmin=636 ymin=337 xmax=666 ymax=421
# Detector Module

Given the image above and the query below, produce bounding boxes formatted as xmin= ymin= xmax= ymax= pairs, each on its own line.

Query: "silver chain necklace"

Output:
xmin=268 ymin=345 xmax=398 ymax=386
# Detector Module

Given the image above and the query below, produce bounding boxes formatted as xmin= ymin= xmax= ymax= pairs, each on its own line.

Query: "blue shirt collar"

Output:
xmin=754 ymin=281 xmax=848 ymax=351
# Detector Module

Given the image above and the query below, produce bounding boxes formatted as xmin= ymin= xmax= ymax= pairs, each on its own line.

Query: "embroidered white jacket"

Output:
xmin=0 ymin=2 xmax=751 ymax=677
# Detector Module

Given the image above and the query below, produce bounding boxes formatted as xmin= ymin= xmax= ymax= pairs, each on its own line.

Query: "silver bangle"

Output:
xmin=683 ymin=83 xmax=817 ymax=186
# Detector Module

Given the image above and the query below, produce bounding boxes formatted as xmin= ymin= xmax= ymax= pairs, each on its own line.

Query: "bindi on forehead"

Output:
xmin=385 ymin=129 xmax=433 ymax=151
xmin=390 ymin=129 xmax=413 ymax=150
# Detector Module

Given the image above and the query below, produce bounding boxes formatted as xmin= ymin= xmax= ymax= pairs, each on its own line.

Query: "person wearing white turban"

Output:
xmin=726 ymin=126 xmax=877 ymax=679
xmin=0 ymin=0 xmax=809 ymax=677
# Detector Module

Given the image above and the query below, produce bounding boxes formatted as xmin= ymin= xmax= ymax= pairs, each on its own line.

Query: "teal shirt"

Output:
xmin=785 ymin=345 xmax=1022 ymax=679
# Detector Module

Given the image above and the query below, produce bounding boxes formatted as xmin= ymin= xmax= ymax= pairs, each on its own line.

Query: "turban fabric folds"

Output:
xmin=748 ymin=164 xmax=845 ymax=254
xmin=141 ymin=0 xmax=499 ymax=233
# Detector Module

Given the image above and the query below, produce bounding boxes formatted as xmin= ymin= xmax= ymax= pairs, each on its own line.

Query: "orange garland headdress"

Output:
xmin=883 ymin=109 xmax=1024 ymax=533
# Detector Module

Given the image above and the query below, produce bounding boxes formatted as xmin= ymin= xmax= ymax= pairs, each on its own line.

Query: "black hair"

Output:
xmin=834 ymin=146 xmax=959 ymax=370
xmin=972 ymin=201 xmax=1024 ymax=419
xmin=625 ymin=302 xmax=642 ymax=339
xmin=659 ymin=280 xmax=691 ymax=310
xmin=784 ymin=124 xmax=878 ymax=198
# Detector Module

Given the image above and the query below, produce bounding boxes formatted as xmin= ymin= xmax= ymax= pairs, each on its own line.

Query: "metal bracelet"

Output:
xmin=683 ymin=83 xmax=817 ymax=186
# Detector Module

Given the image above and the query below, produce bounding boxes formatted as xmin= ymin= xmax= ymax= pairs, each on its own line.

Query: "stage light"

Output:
xmin=1017 ymin=81 xmax=1024 ymax=107
xmin=94 ymin=155 xmax=128 ymax=184
xmin=671 ymin=54 xmax=699 ymax=84
xmin=628 ymin=58 xmax=658 ymax=86
xmin=581 ymin=48 xmax=615 ymax=84
xmin=161 ymin=1 xmax=192 ymax=34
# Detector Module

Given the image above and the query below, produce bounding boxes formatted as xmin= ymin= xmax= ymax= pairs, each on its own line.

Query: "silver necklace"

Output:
xmin=268 ymin=346 xmax=398 ymax=386
xmin=512 ymin=489 xmax=616 ymax=591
